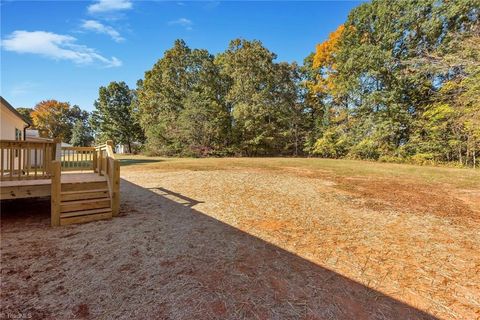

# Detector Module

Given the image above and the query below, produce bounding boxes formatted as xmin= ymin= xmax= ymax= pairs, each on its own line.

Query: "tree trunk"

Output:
xmin=294 ymin=124 xmax=298 ymax=156
xmin=473 ymin=145 xmax=476 ymax=169
xmin=459 ymin=144 xmax=462 ymax=165
xmin=466 ymin=136 xmax=470 ymax=167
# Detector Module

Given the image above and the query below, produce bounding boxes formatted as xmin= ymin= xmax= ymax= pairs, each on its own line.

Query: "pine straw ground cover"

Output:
xmin=1 ymin=157 xmax=479 ymax=320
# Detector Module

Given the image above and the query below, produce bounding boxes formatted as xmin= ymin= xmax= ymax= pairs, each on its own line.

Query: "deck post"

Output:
xmin=47 ymin=138 xmax=60 ymax=175
xmin=53 ymin=138 xmax=61 ymax=160
xmin=98 ymin=149 xmax=103 ymax=176
xmin=93 ymin=151 xmax=97 ymax=173
xmin=51 ymin=160 xmax=61 ymax=226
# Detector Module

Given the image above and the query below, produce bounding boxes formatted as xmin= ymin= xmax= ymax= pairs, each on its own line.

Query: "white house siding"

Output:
xmin=1 ymin=103 xmax=26 ymax=140
xmin=1 ymin=101 xmax=29 ymax=171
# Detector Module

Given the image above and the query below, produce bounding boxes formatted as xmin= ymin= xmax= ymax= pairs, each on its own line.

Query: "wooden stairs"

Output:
xmin=50 ymin=141 xmax=120 ymax=227
xmin=59 ymin=178 xmax=112 ymax=225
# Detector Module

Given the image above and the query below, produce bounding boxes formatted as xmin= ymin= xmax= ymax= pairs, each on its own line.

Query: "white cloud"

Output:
xmin=204 ymin=1 xmax=220 ymax=10
xmin=82 ymin=20 xmax=124 ymax=42
xmin=11 ymin=82 xmax=38 ymax=97
xmin=1 ymin=30 xmax=122 ymax=68
xmin=168 ymin=18 xmax=193 ymax=31
xmin=88 ymin=0 xmax=132 ymax=14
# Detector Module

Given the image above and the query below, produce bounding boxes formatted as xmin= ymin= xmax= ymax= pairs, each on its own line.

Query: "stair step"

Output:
xmin=61 ymin=189 xmax=109 ymax=201
xmin=62 ymin=181 xmax=108 ymax=192
xmin=60 ymin=198 xmax=111 ymax=213
xmin=60 ymin=209 xmax=112 ymax=225
xmin=61 ymin=207 xmax=112 ymax=218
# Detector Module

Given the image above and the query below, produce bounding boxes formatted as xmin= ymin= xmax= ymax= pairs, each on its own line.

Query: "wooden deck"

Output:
xmin=1 ymin=173 xmax=106 ymax=199
xmin=1 ymin=140 xmax=120 ymax=226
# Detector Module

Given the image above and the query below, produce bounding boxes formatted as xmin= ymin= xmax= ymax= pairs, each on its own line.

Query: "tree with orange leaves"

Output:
xmin=31 ymin=100 xmax=89 ymax=141
xmin=312 ymin=24 xmax=345 ymax=96
xmin=313 ymin=25 xmax=344 ymax=69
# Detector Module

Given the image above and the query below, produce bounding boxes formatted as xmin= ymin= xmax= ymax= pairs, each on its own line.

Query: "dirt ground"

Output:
xmin=1 ymin=157 xmax=479 ymax=320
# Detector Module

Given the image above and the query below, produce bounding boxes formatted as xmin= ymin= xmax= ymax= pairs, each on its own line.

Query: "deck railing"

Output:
xmin=0 ymin=140 xmax=56 ymax=181
xmin=61 ymin=146 xmax=96 ymax=171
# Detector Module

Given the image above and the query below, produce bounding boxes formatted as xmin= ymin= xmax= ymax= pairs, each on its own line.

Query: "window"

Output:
xmin=15 ymin=128 xmax=22 ymax=140
xmin=15 ymin=128 xmax=22 ymax=157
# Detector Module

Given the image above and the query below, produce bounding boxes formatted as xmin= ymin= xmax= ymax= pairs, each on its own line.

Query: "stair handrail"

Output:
xmin=94 ymin=140 xmax=120 ymax=216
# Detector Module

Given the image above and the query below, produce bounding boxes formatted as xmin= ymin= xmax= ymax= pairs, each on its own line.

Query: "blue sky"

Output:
xmin=1 ymin=0 xmax=362 ymax=111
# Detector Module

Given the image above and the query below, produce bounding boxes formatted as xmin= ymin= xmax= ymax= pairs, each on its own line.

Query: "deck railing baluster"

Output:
xmin=9 ymin=145 xmax=13 ymax=179
xmin=18 ymin=145 xmax=22 ymax=180
xmin=34 ymin=147 xmax=38 ymax=178
xmin=26 ymin=143 xmax=30 ymax=178
xmin=1 ymin=146 xmax=4 ymax=178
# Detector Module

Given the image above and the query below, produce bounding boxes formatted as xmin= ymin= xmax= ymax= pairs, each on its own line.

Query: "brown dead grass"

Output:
xmin=1 ymin=157 xmax=479 ymax=319
xmin=277 ymin=166 xmax=479 ymax=222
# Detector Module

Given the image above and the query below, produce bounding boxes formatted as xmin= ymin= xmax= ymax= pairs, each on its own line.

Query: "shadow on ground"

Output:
xmin=0 ymin=178 xmax=438 ymax=319
xmin=119 ymin=159 xmax=163 ymax=167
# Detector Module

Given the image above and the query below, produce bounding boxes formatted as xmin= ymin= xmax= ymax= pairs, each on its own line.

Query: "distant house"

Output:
xmin=26 ymin=129 xmax=51 ymax=142
xmin=0 ymin=96 xmax=31 ymax=141
xmin=115 ymin=144 xmax=129 ymax=154
xmin=116 ymin=142 xmax=141 ymax=154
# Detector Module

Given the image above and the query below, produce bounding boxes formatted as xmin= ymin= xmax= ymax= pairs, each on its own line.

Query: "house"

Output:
xmin=1 ymin=98 xmax=59 ymax=169
xmin=0 ymin=96 xmax=30 ymax=141
xmin=1 ymin=97 xmax=32 ymax=171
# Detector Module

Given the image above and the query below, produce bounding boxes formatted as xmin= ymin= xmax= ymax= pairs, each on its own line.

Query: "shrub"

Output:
xmin=378 ymin=155 xmax=405 ymax=163
xmin=348 ymin=139 xmax=379 ymax=160
xmin=312 ymin=129 xmax=349 ymax=158
xmin=409 ymin=153 xmax=435 ymax=166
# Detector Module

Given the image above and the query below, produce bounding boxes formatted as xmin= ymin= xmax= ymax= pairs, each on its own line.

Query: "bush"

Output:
xmin=378 ymin=155 xmax=405 ymax=163
xmin=409 ymin=153 xmax=435 ymax=166
xmin=312 ymin=137 xmax=338 ymax=158
xmin=348 ymin=139 xmax=379 ymax=160
xmin=312 ymin=129 xmax=349 ymax=158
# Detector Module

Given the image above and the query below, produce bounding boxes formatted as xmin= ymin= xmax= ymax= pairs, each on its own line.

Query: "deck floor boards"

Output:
xmin=0 ymin=172 xmax=106 ymax=188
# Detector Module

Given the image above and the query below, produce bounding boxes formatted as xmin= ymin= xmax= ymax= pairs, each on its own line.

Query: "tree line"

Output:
xmin=18 ymin=0 xmax=479 ymax=166
xmin=307 ymin=0 xmax=479 ymax=167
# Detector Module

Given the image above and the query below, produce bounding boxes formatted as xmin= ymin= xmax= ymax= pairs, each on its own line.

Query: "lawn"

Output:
xmin=1 ymin=157 xmax=479 ymax=319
